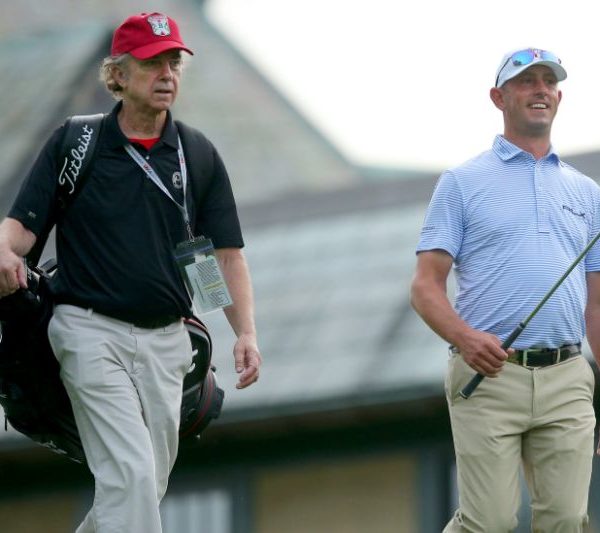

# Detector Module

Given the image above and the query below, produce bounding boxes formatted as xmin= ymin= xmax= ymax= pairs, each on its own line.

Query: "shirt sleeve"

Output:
xmin=8 ymin=126 xmax=63 ymax=236
xmin=415 ymin=170 xmax=464 ymax=259
xmin=194 ymin=141 xmax=244 ymax=249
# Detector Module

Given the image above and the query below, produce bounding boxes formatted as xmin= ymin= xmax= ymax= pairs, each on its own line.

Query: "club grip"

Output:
xmin=459 ymin=323 xmax=526 ymax=399
xmin=459 ymin=373 xmax=484 ymax=399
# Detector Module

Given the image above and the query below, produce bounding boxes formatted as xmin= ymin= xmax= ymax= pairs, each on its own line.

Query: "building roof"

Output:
xmin=0 ymin=22 xmax=110 ymax=204
xmin=203 ymin=192 xmax=447 ymax=424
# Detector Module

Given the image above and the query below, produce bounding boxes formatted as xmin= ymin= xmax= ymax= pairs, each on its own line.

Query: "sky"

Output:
xmin=207 ymin=0 xmax=600 ymax=173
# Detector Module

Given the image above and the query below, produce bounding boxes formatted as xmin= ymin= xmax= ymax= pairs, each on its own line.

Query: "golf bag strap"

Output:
xmin=27 ymin=114 xmax=105 ymax=267
xmin=56 ymin=114 xmax=105 ymax=211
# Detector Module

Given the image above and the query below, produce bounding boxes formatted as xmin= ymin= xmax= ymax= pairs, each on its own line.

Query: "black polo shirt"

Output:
xmin=9 ymin=102 xmax=244 ymax=322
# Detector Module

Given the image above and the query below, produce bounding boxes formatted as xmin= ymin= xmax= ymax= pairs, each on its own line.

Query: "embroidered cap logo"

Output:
xmin=147 ymin=14 xmax=171 ymax=36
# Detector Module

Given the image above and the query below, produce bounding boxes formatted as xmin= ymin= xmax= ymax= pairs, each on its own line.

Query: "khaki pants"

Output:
xmin=443 ymin=353 xmax=595 ymax=533
xmin=48 ymin=305 xmax=193 ymax=533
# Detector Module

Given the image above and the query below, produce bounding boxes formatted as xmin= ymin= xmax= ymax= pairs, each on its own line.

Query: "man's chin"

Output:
xmin=152 ymin=93 xmax=176 ymax=105
xmin=149 ymin=100 xmax=175 ymax=112
xmin=525 ymin=119 xmax=553 ymax=136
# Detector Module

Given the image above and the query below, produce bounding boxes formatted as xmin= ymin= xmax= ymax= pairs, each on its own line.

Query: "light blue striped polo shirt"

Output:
xmin=417 ymin=135 xmax=600 ymax=349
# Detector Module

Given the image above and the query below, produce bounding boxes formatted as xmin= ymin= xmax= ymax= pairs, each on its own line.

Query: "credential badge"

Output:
xmin=147 ymin=14 xmax=171 ymax=36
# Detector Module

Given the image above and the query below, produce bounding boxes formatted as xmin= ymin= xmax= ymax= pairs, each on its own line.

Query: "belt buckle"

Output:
xmin=521 ymin=349 xmax=529 ymax=367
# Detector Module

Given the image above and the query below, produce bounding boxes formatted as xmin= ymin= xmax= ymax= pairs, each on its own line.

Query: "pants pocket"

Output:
xmin=446 ymin=353 xmax=462 ymax=406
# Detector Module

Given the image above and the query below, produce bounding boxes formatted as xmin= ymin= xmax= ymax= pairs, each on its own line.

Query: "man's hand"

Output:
xmin=0 ymin=248 xmax=27 ymax=298
xmin=233 ymin=332 xmax=262 ymax=389
xmin=0 ymin=218 xmax=37 ymax=298
xmin=455 ymin=330 xmax=513 ymax=377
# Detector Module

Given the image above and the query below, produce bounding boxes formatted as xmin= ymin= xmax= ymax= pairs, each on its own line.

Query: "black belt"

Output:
xmin=507 ymin=344 xmax=581 ymax=367
xmin=58 ymin=302 xmax=181 ymax=330
xmin=130 ymin=315 xmax=181 ymax=329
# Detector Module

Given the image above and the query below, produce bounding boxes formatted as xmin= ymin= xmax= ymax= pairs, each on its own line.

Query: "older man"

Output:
xmin=0 ymin=12 xmax=261 ymax=532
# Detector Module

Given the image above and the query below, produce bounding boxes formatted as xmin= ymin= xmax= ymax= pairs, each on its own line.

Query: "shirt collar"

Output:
xmin=104 ymin=101 xmax=179 ymax=150
xmin=492 ymin=134 xmax=560 ymax=163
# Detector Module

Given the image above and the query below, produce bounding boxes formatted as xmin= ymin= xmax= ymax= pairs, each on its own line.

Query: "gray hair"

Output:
xmin=99 ymin=54 xmax=131 ymax=100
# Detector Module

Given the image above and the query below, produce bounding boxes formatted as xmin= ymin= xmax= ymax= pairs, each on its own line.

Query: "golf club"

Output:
xmin=460 ymin=230 xmax=600 ymax=399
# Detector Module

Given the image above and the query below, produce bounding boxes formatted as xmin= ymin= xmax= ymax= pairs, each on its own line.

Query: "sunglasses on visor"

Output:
xmin=495 ymin=48 xmax=561 ymax=86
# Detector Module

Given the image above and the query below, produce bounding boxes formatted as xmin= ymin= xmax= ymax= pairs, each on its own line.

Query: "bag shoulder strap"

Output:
xmin=56 ymin=113 xmax=105 ymax=211
xmin=26 ymin=114 xmax=104 ymax=266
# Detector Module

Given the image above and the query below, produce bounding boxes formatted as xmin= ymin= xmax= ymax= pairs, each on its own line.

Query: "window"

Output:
xmin=161 ymin=489 xmax=232 ymax=533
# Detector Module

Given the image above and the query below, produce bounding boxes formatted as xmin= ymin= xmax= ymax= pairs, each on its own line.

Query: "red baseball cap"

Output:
xmin=111 ymin=12 xmax=193 ymax=59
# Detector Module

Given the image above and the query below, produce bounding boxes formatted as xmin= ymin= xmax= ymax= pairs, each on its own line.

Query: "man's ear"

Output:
xmin=490 ymin=87 xmax=505 ymax=111
xmin=113 ymin=65 xmax=128 ymax=87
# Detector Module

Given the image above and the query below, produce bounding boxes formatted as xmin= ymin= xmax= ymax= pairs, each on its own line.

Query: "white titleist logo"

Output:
xmin=58 ymin=124 xmax=94 ymax=195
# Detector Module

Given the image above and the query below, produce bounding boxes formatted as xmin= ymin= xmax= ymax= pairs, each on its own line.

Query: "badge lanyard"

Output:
xmin=126 ymin=137 xmax=233 ymax=314
xmin=125 ymin=136 xmax=194 ymax=239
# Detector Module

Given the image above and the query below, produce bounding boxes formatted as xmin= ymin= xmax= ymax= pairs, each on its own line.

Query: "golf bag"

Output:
xmin=0 ymin=260 xmax=224 ymax=464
